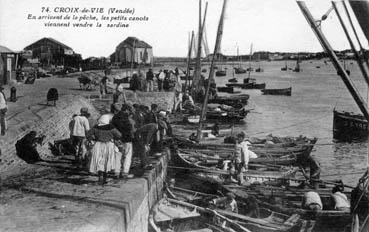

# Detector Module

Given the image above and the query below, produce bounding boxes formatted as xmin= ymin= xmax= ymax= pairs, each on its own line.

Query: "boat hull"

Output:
xmin=333 ymin=110 xmax=369 ymax=141
xmin=261 ymin=87 xmax=292 ymax=96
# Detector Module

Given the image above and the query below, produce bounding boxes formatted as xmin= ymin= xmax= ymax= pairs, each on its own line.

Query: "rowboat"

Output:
xmin=208 ymin=94 xmax=250 ymax=108
xmin=178 ymin=147 xmax=301 ymax=166
xmin=234 ymin=67 xmax=247 ymax=74
xmin=215 ymin=70 xmax=227 ymax=77
xmin=216 ymin=86 xmax=239 ymax=94
xmin=150 ymin=198 xmax=234 ymax=232
xmin=222 ymin=185 xmax=351 ymax=229
xmin=166 ymin=186 xmax=313 ymax=232
xmin=175 ymin=137 xmax=317 ymax=159
xmin=261 ymin=87 xmax=292 ymax=96
xmin=172 ymin=150 xmax=299 ymax=185
xmin=228 ymin=78 xmax=238 ymax=83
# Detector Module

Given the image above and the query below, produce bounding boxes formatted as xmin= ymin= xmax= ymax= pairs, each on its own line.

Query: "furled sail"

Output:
xmin=349 ymin=0 xmax=369 ymax=43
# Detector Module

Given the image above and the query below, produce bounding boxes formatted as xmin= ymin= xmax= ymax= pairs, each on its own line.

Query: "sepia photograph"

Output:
xmin=0 ymin=0 xmax=369 ymax=231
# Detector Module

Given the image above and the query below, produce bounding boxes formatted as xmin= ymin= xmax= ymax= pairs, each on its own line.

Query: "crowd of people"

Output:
xmin=66 ymin=102 xmax=172 ymax=185
xmin=129 ymin=68 xmax=181 ymax=93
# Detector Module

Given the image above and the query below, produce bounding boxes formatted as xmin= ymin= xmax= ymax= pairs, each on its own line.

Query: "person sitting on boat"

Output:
xmin=209 ymin=192 xmax=238 ymax=213
xmin=302 ymin=191 xmax=323 ymax=212
xmin=298 ymin=155 xmax=321 ymax=189
xmin=234 ymin=132 xmax=258 ymax=182
xmin=331 ymin=185 xmax=350 ymax=212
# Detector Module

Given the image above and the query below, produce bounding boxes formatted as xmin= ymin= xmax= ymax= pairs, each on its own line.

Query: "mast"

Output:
xmin=248 ymin=43 xmax=253 ymax=70
xmin=185 ymin=31 xmax=195 ymax=91
xmin=192 ymin=0 xmax=208 ymax=99
xmin=297 ymin=1 xmax=369 ymax=121
xmin=332 ymin=1 xmax=369 ymax=87
xmin=196 ymin=0 xmax=228 ymax=141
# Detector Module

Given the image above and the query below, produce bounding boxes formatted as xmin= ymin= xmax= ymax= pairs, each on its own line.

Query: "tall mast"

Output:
xmin=297 ymin=1 xmax=369 ymax=121
xmin=185 ymin=31 xmax=195 ymax=91
xmin=332 ymin=1 xmax=369 ymax=87
xmin=196 ymin=0 xmax=228 ymax=141
xmin=191 ymin=0 xmax=208 ymax=99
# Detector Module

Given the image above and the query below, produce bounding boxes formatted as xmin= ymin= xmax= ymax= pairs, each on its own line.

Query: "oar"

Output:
xmin=167 ymin=198 xmax=252 ymax=232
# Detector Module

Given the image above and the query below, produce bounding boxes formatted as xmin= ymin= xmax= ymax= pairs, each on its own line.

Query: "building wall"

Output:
xmin=25 ymin=39 xmax=73 ymax=66
xmin=115 ymin=45 xmax=153 ymax=65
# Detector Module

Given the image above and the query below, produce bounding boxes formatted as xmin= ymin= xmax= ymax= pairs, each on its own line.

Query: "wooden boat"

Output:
xmin=150 ymin=198 xmax=236 ymax=232
xmin=226 ymin=83 xmax=249 ymax=88
xmin=281 ymin=61 xmax=288 ymax=71
xmin=333 ymin=109 xmax=369 ymax=141
xmin=228 ymin=78 xmax=238 ymax=83
xmin=242 ymin=78 xmax=266 ymax=89
xmin=261 ymin=87 xmax=292 ymax=96
xmin=208 ymin=94 xmax=250 ymax=108
xmin=242 ymin=83 xmax=266 ymax=89
xmin=223 ymin=185 xmax=351 ymax=229
xmin=167 ymin=188 xmax=312 ymax=232
xmin=178 ymin=147 xmax=301 ymax=166
xmin=217 ymin=86 xmax=239 ymax=93
xmin=174 ymin=137 xmax=317 ymax=160
xmin=234 ymin=67 xmax=247 ymax=74
xmin=215 ymin=70 xmax=227 ymax=77
xmin=255 ymin=67 xmax=263 ymax=72
xmin=173 ymin=150 xmax=299 ymax=185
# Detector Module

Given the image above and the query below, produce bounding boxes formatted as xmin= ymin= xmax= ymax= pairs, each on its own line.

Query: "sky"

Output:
xmin=0 ymin=0 xmax=368 ymax=58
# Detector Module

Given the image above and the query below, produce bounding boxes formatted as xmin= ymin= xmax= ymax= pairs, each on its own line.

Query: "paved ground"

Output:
xmin=0 ymin=73 xmax=169 ymax=232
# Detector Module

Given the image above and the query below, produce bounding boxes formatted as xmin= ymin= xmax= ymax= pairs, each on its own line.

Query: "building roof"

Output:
xmin=0 ymin=45 xmax=14 ymax=53
xmin=117 ymin=37 xmax=152 ymax=49
xmin=24 ymin=37 xmax=73 ymax=50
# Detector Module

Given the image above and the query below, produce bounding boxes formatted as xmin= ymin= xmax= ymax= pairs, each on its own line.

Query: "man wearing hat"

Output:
xmin=69 ymin=107 xmax=90 ymax=167
xmin=0 ymin=86 xmax=7 ymax=136
xmin=112 ymin=103 xmax=136 ymax=179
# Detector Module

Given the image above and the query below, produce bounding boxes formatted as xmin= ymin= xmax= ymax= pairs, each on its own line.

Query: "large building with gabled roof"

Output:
xmin=24 ymin=37 xmax=81 ymax=67
xmin=111 ymin=36 xmax=153 ymax=66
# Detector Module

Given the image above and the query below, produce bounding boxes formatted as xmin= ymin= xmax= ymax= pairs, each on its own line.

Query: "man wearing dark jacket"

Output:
xmin=111 ymin=104 xmax=136 ymax=178
xmin=135 ymin=123 xmax=158 ymax=169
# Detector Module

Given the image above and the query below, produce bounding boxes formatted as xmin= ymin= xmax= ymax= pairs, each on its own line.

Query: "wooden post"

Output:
xmin=297 ymin=1 xmax=369 ymax=122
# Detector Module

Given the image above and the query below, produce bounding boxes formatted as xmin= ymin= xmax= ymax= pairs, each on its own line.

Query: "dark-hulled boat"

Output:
xmin=217 ymin=86 xmax=238 ymax=93
xmin=242 ymin=78 xmax=266 ymax=89
xmin=333 ymin=110 xmax=369 ymax=141
xmin=228 ymin=78 xmax=238 ymax=83
xmin=215 ymin=70 xmax=227 ymax=77
xmin=234 ymin=67 xmax=247 ymax=74
xmin=208 ymin=94 xmax=250 ymax=108
xmin=261 ymin=87 xmax=292 ymax=96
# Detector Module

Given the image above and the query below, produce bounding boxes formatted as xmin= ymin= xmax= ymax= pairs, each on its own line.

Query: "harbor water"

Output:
xmin=195 ymin=59 xmax=369 ymax=185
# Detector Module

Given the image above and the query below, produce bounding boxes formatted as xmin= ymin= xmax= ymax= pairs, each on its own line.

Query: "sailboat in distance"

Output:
xmin=246 ymin=43 xmax=254 ymax=72
xmin=281 ymin=60 xmax=288 ymax=71
xmin=255 ymin=53 xmax=264 ymax=72
xmin=234 ymin=46 xmax=247 ymax=74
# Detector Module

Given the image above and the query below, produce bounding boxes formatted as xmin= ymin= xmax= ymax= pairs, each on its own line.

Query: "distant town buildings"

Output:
xmin=23 ymin=37 xmax=81 ymax=68
xmin=110 ymin=37 xmax=153 ymax=67
xmin=0 ymin=45 xmax=20 ymax=85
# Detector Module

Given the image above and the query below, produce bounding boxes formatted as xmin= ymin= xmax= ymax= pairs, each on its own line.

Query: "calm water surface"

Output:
xmin=202 ymin=60 xmax=369 ymax=184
